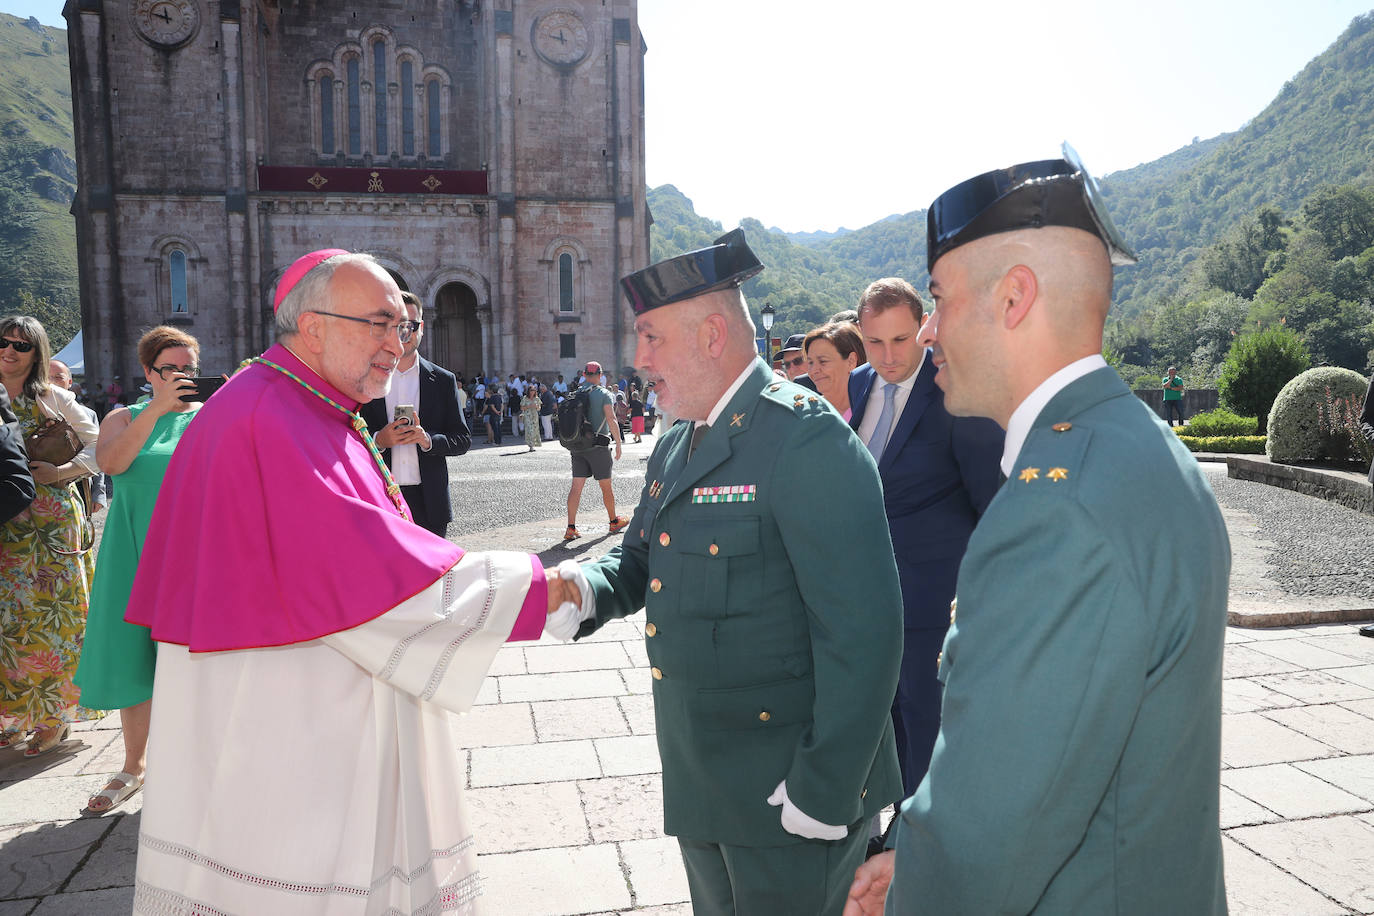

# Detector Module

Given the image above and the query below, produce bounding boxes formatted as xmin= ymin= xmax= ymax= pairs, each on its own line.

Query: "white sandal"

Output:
xmin=84 ymin=772 xmax=144 ymax=815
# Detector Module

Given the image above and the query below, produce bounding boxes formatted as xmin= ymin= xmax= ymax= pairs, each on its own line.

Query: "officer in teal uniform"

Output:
xmin=845 ymin=148 xmax=1231 ymax=915
xmin=557 ymin=230 xmax=904 ymax=915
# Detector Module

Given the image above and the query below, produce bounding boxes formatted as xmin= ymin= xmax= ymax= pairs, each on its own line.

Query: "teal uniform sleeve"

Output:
xmin=772 ymin=412 xmax=903 ymax=827
xmin=889 ymin=496 xmax=1151 ymax=913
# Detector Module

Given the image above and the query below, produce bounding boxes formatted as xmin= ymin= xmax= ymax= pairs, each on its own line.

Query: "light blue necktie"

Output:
xmin=866 ymin=382 xmax=898 ymax=463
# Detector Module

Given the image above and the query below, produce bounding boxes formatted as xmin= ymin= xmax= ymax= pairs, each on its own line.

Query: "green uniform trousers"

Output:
xmin=678 ymin=827 xmax=868 ymax=916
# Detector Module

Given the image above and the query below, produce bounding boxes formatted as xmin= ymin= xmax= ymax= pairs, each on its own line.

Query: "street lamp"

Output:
xmin=760 ymin=304 xmax=775 ymax=365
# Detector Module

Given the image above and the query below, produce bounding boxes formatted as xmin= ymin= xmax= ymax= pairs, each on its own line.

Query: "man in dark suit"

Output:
xmin=0 ymin=386 xmax=35 ymax=524
xmin=361 ymin=291 xmax=470 ymax=536
xmin=848 ymin=277 xmax=1003 ymax=800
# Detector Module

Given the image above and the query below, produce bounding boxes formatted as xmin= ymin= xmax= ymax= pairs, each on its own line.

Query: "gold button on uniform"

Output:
xmin=708 ymin=543 xmax=719 ymax=556
xmin=861 ymin=788 xmax=868 ymax=799
xmin=758 ymin=711 xmax=771 ymax=722
xmin=1052 ymin=421 xmax=1073 ymax=432
xmin=645 ymin=623 xmax=657 ymax=637
xmin=769 ymin=384 xmax=781 ymax=392
xmin=651 ymin=666 xmax=663 ymax=680
xmin=650 ymin=578 xmax=662 ymax=593
xmin=659 ymin=532 xmax=671 ymax=547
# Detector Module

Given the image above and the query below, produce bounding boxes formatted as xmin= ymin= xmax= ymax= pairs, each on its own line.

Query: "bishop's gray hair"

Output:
xmin=273 ymin=251 xmax=381 ymax=340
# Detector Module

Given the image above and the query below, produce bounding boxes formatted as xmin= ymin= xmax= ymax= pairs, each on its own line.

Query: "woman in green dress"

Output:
xmin=74 ymin=326 xmax=202 ymax=813
xmin=0 ymin=316 xmax=101 ymax=757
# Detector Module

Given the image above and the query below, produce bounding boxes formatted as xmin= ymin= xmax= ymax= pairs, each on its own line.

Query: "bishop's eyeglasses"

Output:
xmin=310 ymin=310 xmax=419 ymax=344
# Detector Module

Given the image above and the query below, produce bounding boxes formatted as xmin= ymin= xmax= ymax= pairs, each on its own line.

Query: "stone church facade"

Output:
xmin=65 ymin=0 xmax=648 ymax=385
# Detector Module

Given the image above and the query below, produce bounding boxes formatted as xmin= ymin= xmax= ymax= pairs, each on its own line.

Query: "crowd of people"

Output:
xmin=0 ymin=149 xmax=1237 ymax=916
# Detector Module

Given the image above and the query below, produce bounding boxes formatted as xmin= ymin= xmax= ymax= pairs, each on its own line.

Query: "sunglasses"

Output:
xmin=0 ymin=338 xmax=35 ymax=353
xmin=781 ymin=355 xmax=805 ymax=369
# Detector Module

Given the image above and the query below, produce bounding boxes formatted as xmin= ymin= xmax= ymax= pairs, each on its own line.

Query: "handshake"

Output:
xmin=543 ymin=560 xmax=592 ymax=639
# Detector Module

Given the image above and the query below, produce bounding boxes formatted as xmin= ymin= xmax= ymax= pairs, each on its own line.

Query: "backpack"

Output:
xmin=557 ymin=387 xmax=600 ymax=451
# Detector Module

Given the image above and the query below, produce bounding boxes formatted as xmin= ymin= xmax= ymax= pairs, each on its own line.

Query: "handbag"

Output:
xmin=24 ymin=416 xmax=82 ymax=466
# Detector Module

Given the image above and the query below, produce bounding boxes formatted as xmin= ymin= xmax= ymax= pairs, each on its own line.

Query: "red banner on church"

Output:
xmin=256 ymin=166 xmax=488 ymax=196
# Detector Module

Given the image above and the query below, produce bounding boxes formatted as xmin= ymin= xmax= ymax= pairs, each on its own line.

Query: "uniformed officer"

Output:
xmin=550 ymin=229 xmax=904 ymax=915
xmin=844 ymin=147 xmax=1231 ymax=914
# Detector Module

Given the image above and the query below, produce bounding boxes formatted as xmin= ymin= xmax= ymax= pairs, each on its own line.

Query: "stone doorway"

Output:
xmin=431 ymin=281 xmax=482 ymax=377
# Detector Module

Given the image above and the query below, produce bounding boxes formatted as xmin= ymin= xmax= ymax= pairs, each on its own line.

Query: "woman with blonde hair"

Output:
xmin=75 ymin=325 xmax=203 ymax=813
xmin=0 ymin=315 xmax=100 ymax=756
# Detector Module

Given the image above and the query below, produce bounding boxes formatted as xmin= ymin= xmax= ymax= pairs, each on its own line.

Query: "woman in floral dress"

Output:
xmin=0 ymin=316 xmax=100 ymax=756
xmin=521 ymin=387 xmax=542 ymax=451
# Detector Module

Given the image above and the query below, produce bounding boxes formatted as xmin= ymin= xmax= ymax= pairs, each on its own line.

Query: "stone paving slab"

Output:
xmin=1230 ymin=815 xmax=1374 ymax=912
xmin=1222 ymin=837 xmax=1348 ymax=916
xmin=1222 ymin=763 xmax=1370 ymax=819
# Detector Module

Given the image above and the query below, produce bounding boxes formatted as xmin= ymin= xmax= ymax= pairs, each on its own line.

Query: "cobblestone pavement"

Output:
xmin=2 ymin=447 xmax=1373 ymax=914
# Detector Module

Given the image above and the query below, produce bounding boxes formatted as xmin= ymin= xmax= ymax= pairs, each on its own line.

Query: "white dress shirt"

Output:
xmin=384 ymin=358 xmax=423 ymax=486
xmin=1000 ymin=354 xmax=1108 ymax=477
xmin=856 ymin=350 xmax=927 ymax=450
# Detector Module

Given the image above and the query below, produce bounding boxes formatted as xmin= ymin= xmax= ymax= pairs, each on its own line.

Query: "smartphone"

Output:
xmin=395 ymin=404 xmax=417 ymax=427
xmin=180 ymin=376 xmax=226 ymax=403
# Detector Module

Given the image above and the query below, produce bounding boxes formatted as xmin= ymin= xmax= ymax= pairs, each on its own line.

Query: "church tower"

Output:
xmin=64 ymin=0 xmax=648 ymax=383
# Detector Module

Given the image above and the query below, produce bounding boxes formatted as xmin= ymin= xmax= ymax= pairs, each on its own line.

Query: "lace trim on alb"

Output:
xmin=134 ymin=877 xmax=481 ymax=915
xmin=378 ymin=570 xmax=467 ymax=681
xmin=139 ymin=832 xmax=479 ymax=902
xmin=420 ymin=557 xmax=496 ymax=701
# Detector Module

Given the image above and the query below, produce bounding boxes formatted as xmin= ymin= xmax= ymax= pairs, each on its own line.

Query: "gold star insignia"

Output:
xmin=1047 ymin=467 xmax=1069 ymax=482
xmin=1018 ymin=467 xmax=1040 ymax=483
xmin=730 ymin=412 xmax=745 ymax=427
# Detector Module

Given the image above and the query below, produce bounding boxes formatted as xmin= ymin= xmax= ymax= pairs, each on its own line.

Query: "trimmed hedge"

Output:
xmin=1266 ymin=367 xmax=1369 ymax=463
xmin=1183 ymin=408 xmax=1258 ymax=437
xmin=1176 ymin=435 xmax=1267 ymax=454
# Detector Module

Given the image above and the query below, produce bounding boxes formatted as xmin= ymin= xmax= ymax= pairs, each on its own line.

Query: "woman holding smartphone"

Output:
xmin=74 ymin=326 xmax=202 ymax=814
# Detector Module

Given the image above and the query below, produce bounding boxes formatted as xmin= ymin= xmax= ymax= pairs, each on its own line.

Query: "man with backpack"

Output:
xmin=560 ymin=360 xmax=627 ymax=541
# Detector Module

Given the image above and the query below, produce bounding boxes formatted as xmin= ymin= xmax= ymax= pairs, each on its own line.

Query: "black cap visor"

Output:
xmin=927 ymin=143 xmax=1136 ymax=270
xmin=621 ymin=228 xmax=764 ymax=315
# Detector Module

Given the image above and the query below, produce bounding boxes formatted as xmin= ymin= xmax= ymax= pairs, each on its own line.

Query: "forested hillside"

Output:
xmin=0 ymin=12 xmax=78 ymax=346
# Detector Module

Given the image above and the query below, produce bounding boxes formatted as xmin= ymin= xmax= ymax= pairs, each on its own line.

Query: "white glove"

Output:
xmin=544 ymin=559 xmax=595 ymax=641
xmin=767 ymin=780 xmax=848 ymax=841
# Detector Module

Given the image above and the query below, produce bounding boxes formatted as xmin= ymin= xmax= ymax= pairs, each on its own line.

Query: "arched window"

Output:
xmin=346 ymin=57 xmax=361 ymax=155
xmin=169 ymin=249 xmax=189 ymax=313
xmin=400 ymin=60 xmax=414 ymax=156
xmin=559 ymin=253 xmax=574 ymax=313
xmin=373 ymin=40 xmax=387 ymax=154
xmin=426 ymin=80 xmax=441 ymax=157
xmin=319 ymin=75 xmax=334 ymax=154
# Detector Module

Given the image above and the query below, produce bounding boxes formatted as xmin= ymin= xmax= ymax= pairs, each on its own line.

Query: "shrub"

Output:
xmin=1218 ymin=328 xmax=1310 ymax=434
xmin=1183 ymin=408 xmax=1258 ymax=437
xmin=1176 ymin=435 xmax=1266 ymax=454
xmin=1266 ymin=367 xmax=1370 ymax=464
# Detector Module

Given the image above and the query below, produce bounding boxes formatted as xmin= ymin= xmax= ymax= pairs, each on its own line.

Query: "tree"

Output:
xmin=1301 ymin=184 xmax=1374 ymax=259
xmin=1217 ymin=327 xmax=1311 ymax=434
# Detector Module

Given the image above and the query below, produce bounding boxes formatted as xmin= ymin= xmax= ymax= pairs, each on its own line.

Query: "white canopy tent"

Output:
xmin=51 ymin=329 xmax=84 ymax=375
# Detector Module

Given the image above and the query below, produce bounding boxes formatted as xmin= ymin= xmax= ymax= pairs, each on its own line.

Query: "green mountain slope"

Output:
xmin=1104 ymin=11 xmax=1374 ymax=319
xmin=0 ymin=12 xmax=78 ymax=347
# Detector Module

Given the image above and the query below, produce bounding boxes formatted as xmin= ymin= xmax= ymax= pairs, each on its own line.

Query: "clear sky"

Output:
xmin=8 ymin=0 xmax=1372 ymax=233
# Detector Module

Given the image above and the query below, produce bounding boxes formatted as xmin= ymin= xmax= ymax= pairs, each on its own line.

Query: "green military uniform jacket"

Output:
xmin=579 ymin=360 xmax=904 ymax=847
xmin=889 ymin=367 xmax=1230 ymax=913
